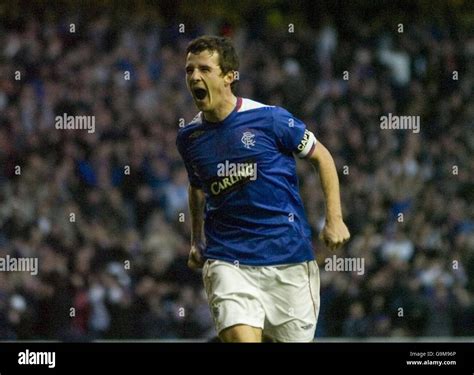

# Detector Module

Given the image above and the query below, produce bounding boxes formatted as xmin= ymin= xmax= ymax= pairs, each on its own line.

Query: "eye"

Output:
xmin=186 ymin=68 xmax=193 ymax=74
xmin=201 ymin=67 xmax=210 ymax=72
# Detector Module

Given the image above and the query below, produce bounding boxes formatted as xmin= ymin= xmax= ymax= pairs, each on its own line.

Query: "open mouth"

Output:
xmin=193 ymin=88 xmax=207 ymax=100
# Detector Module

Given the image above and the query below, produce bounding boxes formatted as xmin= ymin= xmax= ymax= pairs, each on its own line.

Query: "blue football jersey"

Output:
xmin=176 ymin=97 xmax=317 ymax=266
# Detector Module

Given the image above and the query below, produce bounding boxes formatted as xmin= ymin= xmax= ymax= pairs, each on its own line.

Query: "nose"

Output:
xmin=189 ymin=69 xmax=202 ymax=84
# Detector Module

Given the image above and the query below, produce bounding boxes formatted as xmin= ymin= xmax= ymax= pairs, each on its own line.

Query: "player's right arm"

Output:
xmin=176 ymin=128 xmax=206 ymax=269
xmin=188 ymin=185 xmax=206 ymax=269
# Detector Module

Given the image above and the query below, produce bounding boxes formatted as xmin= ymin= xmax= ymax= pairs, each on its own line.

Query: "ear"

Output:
xmin=223 ymin=70 xmax=235 ymax=87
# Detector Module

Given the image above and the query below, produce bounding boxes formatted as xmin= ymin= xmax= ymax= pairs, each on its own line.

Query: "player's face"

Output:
xmin=185 ymin=50 xmax=230 ymax=112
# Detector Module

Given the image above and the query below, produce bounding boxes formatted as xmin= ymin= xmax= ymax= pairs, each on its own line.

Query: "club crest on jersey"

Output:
xmin=241 ymin=131 xmax=256 ymax=149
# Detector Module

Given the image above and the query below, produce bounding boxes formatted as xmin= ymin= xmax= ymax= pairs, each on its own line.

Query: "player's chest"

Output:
xmin=187 ymin=126 xmax=275 ymax=177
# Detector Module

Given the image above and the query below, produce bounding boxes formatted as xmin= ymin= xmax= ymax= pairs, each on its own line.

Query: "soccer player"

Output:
xmin=176 ymin=36 xmax=350 ymax=342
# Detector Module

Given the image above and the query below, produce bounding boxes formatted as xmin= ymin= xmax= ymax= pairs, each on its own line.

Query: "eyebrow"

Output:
xmin=185 ymin=64 xmax=213 ymax=70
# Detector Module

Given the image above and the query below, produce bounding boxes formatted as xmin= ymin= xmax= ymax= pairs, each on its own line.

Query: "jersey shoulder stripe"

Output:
xmin=189 ymin=112 xmax=203 ymax=126
xmin=238 ymin=98 xmax=273 ymax=112
xmin=178 ymin=112 xmax=203 ymax=141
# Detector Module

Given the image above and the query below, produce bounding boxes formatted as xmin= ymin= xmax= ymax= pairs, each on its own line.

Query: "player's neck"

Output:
xmin=203 ymin=95 xmax=237 ymax=123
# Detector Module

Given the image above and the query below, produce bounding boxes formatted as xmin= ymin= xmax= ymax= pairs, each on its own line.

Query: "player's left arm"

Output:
xmin=307 ymin=141 xmax=350 ymax=250
xmin=272 ymin=106 xmax=350 ymax=250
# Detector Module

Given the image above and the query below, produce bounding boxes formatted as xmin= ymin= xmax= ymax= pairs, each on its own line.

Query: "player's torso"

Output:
xmin=185 ymin=109 xmax=285 ymax=200
xmin=180 ymin=101 xmax=314 ymax=265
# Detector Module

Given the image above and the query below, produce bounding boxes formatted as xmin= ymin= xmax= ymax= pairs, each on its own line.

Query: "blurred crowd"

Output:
xmin=0 ymin=6 xmax=473 ymax=340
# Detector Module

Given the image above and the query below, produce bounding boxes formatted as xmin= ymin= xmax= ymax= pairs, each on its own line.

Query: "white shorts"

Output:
xmin=202 ymin=259 xmax=320 ymax=342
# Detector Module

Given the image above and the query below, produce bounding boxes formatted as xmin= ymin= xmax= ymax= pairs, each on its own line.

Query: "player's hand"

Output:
xmin=320 ymin=219 xmax=350 ymax=251
xmin=188 ymin=243 xmax=205 ymax=269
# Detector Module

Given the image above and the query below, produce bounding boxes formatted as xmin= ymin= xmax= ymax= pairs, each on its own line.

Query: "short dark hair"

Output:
xmin=186 ymin=35 xmax=239 ymax=91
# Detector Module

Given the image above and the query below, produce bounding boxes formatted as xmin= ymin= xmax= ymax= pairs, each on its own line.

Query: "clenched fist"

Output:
xmin=188 ymin=242 xmax=206 ymax=269
xmin=320 ymin=219 xmax=350 ymax=251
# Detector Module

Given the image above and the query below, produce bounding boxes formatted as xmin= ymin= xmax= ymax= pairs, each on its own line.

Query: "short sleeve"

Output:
xmin=176 ymin=132 xmax=203 ymax=189
xmin=272 ymin=107 xmax=317 ymax=158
